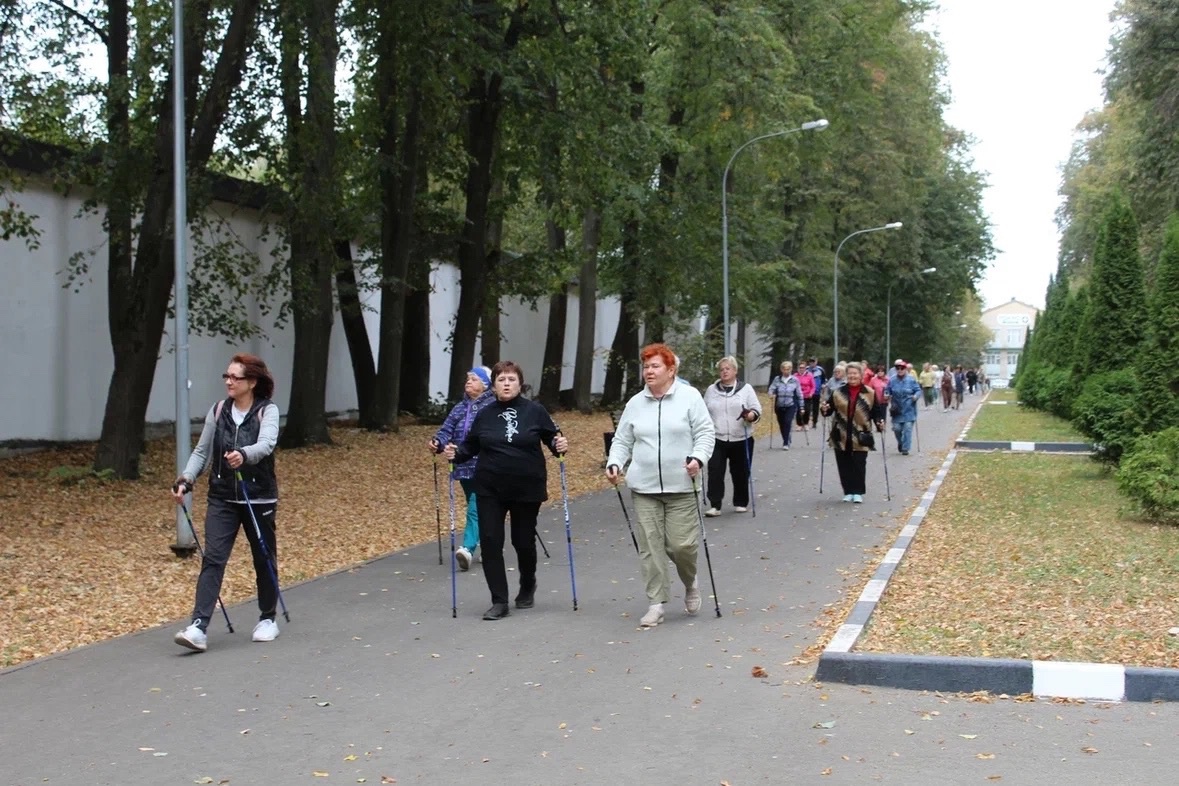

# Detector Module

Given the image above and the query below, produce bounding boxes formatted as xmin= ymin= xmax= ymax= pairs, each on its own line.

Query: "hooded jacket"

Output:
xmin=704 ymin=380 xmax=763 ymax=442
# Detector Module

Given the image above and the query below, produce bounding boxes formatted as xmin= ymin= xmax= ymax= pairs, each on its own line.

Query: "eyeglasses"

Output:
xmin=222 ymin=373 xmax=248 ymax=382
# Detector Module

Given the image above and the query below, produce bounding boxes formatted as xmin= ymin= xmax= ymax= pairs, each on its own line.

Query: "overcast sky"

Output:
xmin=928 ymin=0 xmax=1117 ymax=310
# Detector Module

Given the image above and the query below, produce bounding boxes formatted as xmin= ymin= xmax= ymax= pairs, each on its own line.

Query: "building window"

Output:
xmin=993 ymin=329 xmax=1003 ymax=346
xmin=985 ymin=353 xmax=1000 ymax=365
xmin=1007 ymin=328 xmax=1023 ymax=347
xmin=1008 ymin=352 xmax=1020 ymax=368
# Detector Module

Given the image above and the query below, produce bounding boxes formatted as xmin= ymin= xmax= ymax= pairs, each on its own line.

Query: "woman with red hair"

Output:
xmin=171 ymin=353 xmax=282 ymax=652
xmin=606 ymin=344 xmax=715 ymax=628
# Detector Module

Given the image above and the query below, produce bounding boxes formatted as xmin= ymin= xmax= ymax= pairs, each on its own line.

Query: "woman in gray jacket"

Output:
xmin=607 ymin=343 xmax=715 ymax=628
xmin=703 ymin=356 xmax=762 ymax=516
xmin=767 ymin=361 xmax=804 ymax=450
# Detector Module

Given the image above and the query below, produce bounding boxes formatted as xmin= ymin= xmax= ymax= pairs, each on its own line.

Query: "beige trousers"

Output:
xmin=630 ymin=491 xmax=699 ymax=604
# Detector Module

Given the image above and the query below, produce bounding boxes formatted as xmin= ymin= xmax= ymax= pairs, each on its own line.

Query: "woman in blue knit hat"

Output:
xmin=429 ymin=366 xmax=493 ymax=569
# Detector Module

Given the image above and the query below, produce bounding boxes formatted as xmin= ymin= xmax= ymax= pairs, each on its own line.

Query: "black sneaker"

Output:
xmin=482 ymin=603 xmax=510 ymax=620
xmin=515 ymin=582 xmax=536 ymax=609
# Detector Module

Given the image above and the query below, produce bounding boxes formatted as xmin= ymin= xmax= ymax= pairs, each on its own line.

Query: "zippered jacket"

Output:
xmin=433 ymin=390 xmax=494 ymax=480
xmin=704 ymin=380 xmax=763 ymax=442
xmin=182 ymin=397 xmax=280 ymax=501
xmin=767 ymin=375 xmax=804 ymax=411
xmin=607 ymin=383 xmax=715 ymax=495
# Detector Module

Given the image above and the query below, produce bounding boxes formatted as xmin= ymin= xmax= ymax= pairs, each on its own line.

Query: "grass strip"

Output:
xmin=860 ymin=452 xmax=1179 ymax=667
xmin=966 ymin=399 xmax=1085 ymax=442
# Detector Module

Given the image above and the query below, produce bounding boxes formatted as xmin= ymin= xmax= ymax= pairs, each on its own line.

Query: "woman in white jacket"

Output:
xmin=702 ymin=356 xmax=762 ymax=516
xmin=606 ymin=344 xmax=715 ymax=628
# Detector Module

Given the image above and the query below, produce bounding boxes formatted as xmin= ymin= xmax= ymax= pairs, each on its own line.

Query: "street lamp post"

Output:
xmin=833 ymin=222 xmax=903 ymax=364
xmin=722 ymin=118 xmax=828 ymax=357
xmin=886 ymin=266 xmax=936 ymax=365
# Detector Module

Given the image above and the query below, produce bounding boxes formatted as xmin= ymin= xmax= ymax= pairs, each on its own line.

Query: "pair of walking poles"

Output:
xmin=611 ymin=460 xmax=722 ymax=618
xmin=432 ymin=443 xmax=575 ymax=618
xmin=175 ymin=470 xmax=291 ymax=632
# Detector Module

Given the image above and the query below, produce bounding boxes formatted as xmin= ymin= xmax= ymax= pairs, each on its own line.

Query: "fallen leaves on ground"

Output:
xmin=0 ymin=411 xmax=614 ymax=666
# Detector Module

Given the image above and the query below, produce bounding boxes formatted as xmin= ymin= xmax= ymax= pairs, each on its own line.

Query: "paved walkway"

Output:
xmin=3 ymin=392 xmax=1177 ymax=785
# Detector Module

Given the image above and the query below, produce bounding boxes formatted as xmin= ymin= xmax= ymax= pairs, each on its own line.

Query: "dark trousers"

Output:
xmin=832 ymin=449 xmax=868 ymax=495
xmin=800 ymin=395 xmax=819 ymax=427
xmin=476 ymin=496 xmax=541 ymax=605
xmin=193 ymin=497 xmax=278 ymax=627
xmin=775 ymin=406 xmax=797 ymax=447
xmin=707 ymin=438 xmax=753 ymax=509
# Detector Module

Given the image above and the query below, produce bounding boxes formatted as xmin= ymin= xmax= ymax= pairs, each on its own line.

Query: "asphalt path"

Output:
xmin=3 ymin=392 xmax=1177 ymax=785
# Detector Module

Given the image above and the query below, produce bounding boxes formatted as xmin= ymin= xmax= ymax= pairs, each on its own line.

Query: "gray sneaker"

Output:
xmin=640 ymin=603 xmax=665 ymax=627
xmin=174 ymin=622 xmax=208 ymax=652
xmin=684 ymin=582 xmax=701 ymax=615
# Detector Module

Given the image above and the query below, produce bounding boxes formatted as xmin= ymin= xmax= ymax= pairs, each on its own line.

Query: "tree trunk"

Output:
xmin=601 ymin=216 xmax=641 ymax=407
xmin=334 ymin=240 xmax=376 ymax=420
xmin=736 ymin=317 xmax=746 ymax=365
xmin=94 ymin=0 xmax=260 ymax=477
xmin=447 ymin=1 xmax=525 ymax=401
xmin=573 ymin=208 xmax=601 ymax=413
xmin=399 ymin=253 xmax=432 ymax=415
xmin=279 ymin=0 xmax=339 ymax=449
xmin=537 ymin=219 xmax=569 ymax=409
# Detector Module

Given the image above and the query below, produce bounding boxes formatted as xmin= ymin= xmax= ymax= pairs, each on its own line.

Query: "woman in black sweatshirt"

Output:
xmin=444 ymin=360 xmax=569 ymax=620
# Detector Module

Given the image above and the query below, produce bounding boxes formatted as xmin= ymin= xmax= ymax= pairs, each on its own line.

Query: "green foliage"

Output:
xmin=1116 ymin=427 xmax=1179 ymax=522
xmin=1017 ymin=365 xmax=1075 ymax=420
xmin=1139 ymin=214 xmax=1179 ymax=432
xmin=668 ymin=325 xmax=725 ymax=390
xmin=1082 ymin=194 xmax=1145 ymax=371
xmin=1071 ymin=369 xmax=1142 ymax=463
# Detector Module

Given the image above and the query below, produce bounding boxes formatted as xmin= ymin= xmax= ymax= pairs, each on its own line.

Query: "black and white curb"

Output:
xmin=954 ymin=439 xmax=1094 ymax=453
xmin=815 ymin=402 xmax=1179 ymax=701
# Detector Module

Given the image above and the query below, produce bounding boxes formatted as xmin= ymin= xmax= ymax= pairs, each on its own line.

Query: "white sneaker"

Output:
xmin=640 ymin=603 xmax=665 ymax=627
xmin=704 ymin=507 xmax=721 ymax=517
xmin=684 ymin=582 xmax=701 ymax=615
xmin=252 ymin=619 xmax=280 ymax=642
xmin=842 ymin=494 xmax=853 ymax=502
xmin=734 ymin=506 xmax=748 ymax=513
xmin=174 ymin=622 xmax=207 ymax=652
xmin=455 ymin=547 xmax=472 ymax=571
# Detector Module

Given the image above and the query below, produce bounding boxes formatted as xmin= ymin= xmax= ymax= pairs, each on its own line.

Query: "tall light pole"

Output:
xmin=833 ymin=222 xmax=903 ymax=364
xmin=722 ymin=118 xmax=828 ymax=357
xmin=170 ymin=0 xmax=195 ymax=556
xmin=886 ymin=266 xmax=936 ymax=365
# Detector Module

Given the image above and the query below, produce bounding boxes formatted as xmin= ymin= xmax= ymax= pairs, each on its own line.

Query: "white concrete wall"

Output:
xmin=0 ymin=178 xmax=625 ymax=442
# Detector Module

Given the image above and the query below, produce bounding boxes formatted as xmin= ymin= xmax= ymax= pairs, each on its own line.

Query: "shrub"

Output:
xmin=1117 ymin=428 xmax=1179 ymax=521
xmin=1071 ymin=369 xmax=1141 ymax=463
xmin=1040 ymin=367 xmax=1077 ymax=421
xmin=1015 ymin=365 xmax=1043 ymax=409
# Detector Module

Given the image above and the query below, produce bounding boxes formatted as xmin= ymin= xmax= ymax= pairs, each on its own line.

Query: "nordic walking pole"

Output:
xmin=689 ymin=459 xmax=722 ymax=618
xmin=614 ymin=486 xmax=640 ymax=554
xmin=176 ymin=499 xmax=234 ymax=633
xmin=880 ymin=434 xmax=892 ymax=502
xmin=234 ymin=471 xmax=289 ymax=622
xmin=448 ymin=463 xmax=458 ymax=618
xmin=801 ymin=406 xmax=810 ymax=446
xmin=743 ymin=422 xmax=756 ymax=518
xmin=432 ymin=457 xmax=444 ymax=565
xmin=767 ymin=404 xmax=774 ymax=451
xmin=819 ymin=415 xmax=827 ymax=494
xmin=535 ymin=530 xmax=551 ymax=559
xmin=557 ymin=453 xmax=578 ymax=611
xmin=915 ymin=418 xmax=922 ymax=454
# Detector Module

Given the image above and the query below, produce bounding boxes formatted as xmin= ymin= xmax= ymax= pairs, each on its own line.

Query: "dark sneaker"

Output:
xmin=515 ymin=582 xmax=536 ymax=609
xmin=482 ymin=603 xmax=510 ymax=621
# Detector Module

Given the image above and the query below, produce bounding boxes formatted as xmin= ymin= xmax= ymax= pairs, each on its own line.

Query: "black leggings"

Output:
xmin=707 ymin=438 xmax=753 ymax=509
xmin=476 ymin=496 xmax=541 ymax=605
xmin=833 ymin=449 xmax=868 ymax=495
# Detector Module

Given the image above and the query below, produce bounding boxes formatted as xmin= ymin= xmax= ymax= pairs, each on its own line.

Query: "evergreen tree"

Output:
xmin=1140 ymin=214 xmax=1179 ymax=431
xmin=1083 ymin=194 xmax=1146 ymax=371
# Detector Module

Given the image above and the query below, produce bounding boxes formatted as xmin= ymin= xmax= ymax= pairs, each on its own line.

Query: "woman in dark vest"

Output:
xmin=819 ymin=362 xmax=885 ymax=503
xmin=171 ymin=353 xmax=281 ymax=652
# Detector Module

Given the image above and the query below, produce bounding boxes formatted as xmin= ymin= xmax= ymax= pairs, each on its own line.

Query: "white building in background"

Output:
xmin=980 ymin=298 xmax=1040 ymax=382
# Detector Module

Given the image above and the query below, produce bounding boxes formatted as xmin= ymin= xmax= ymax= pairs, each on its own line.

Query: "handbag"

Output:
xmin=856 ymin=428 xmax=875 ymax=450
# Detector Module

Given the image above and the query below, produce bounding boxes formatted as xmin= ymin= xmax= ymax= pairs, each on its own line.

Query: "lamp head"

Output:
xmin=885 ymin=221 xmax=903 ymax=230
xmin=801 ymin=119 xmax=829 ymax=131
xmin=921 ymin=266 xmax=937 ymax=274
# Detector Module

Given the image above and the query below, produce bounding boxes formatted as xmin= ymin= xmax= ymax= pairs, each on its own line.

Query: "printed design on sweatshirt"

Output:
xmin=499 ymin=407 xmax=519 ymax=443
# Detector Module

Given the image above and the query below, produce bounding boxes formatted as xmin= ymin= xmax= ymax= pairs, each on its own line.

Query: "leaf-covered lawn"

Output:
xmin=966 ymin=401 xmax=1085 ymax=443
xmin=0 ymin=411 xmax=621 ymax=668
xmin=860 ymin=452 xmax=1179 ymax=666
